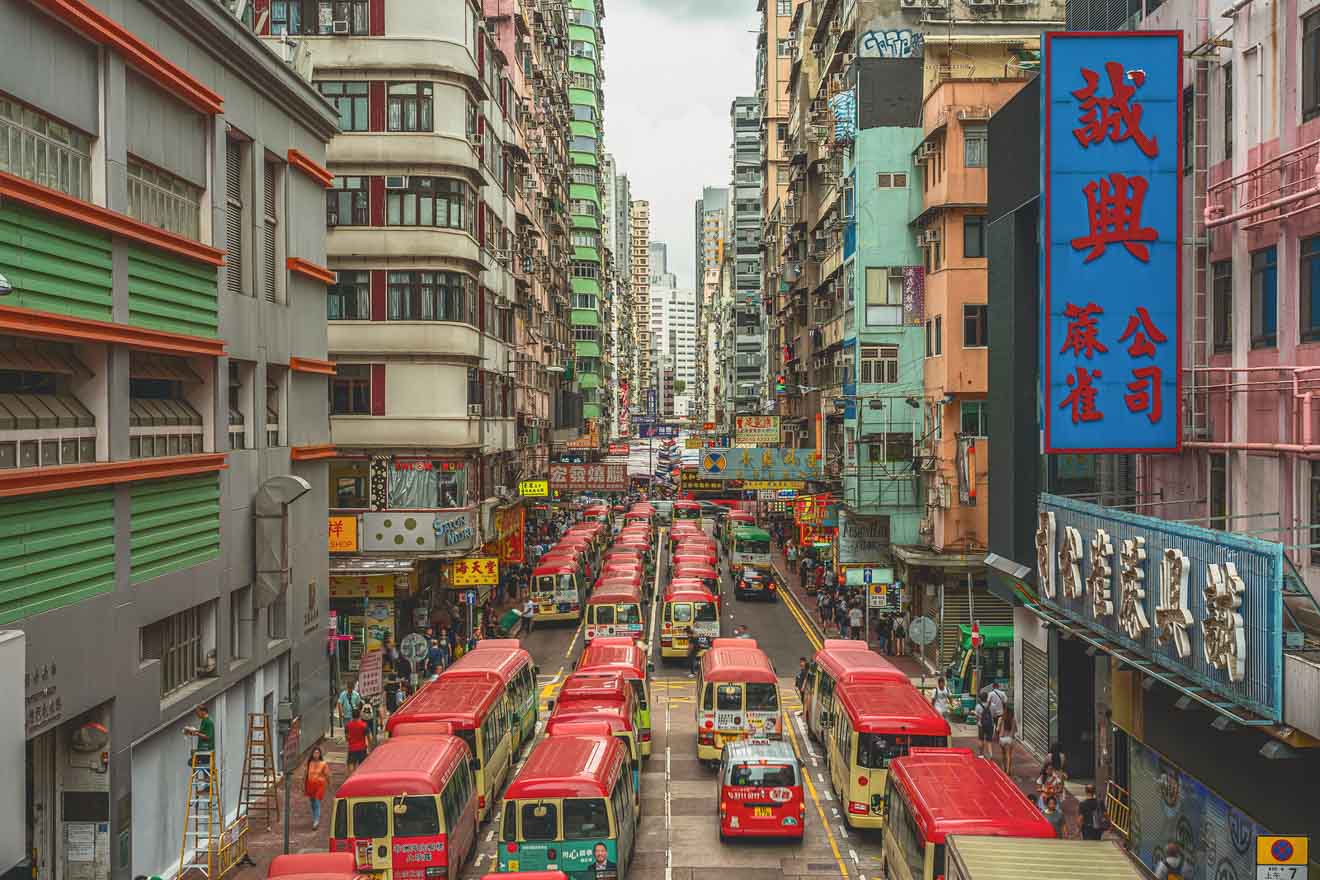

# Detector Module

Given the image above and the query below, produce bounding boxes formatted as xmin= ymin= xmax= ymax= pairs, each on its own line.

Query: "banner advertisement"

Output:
xmin=735 ymin=415 xmax=781 ymax=446
xmin=549 ymin=463 xmax=629 ymax=492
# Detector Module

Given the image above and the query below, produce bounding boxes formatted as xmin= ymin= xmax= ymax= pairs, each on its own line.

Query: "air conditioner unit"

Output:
xmin=468 ymin=404 xmax=483 ymax=417
xmin=332 ymin=18 xmax=350 ymax=34
xmin=922 ymin=229 xmax=941 ymax=244
xmin=385 ymin=176 xmax=409 ymax=190
xmin=472 ymin=133 xmax=484 ymax=147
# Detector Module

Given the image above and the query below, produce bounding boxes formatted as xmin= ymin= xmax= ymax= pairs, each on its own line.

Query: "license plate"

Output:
xmin=753 ymin=807 xmax=773 ymax=818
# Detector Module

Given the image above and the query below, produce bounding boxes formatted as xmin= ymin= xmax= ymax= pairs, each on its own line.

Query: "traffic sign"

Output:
xmin=909 ymin=616 xmax=937 ymax=646
xmin=399 ymin=632 xmax=429 ymax=662
xmin=863 ymin=568 xmax=873 ymax=584
xmin=464 ymin=590 xmax=477 ymax=606
xmin=1259 ymin=836 xmax=1308 ymax=880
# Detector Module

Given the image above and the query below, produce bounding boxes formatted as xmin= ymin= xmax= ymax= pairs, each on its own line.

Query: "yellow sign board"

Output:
xmin=685 ymin=438 xmax=703 ymax=449
xmin=518 ymin=479 xmax=549 ymax=497
xmin=452 ymin=557 xmax=500 ymax=586
xmin=742 ymin=480 xmax=805 ymax=490
xmin=329 ymin=574 xmax=395 ymax=599
xmin=328 ymin=515 xmax=358 ymax=553
xmin=1258 ymin=836 xmax=1309 ymax=866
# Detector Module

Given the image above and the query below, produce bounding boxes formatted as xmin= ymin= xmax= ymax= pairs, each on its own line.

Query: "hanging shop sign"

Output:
xmin=608 ymin=444 xmax=631 ymax=455
xmin=639 ymin=424 xmax=679 ymax=438
xmin=568 ymin=418 xmax=601 ymax=449
xmin=743 ymin=480 xmax=804 ymax=491
xmin=492 ymin=505 xmax=526 ymax=564
xmin=680 ymin=473 xmax=738 ymax=492
xmin=328 ymin=573 xmax=407 ymax=599
xmin=837 ymin=509 xmax=892 ymax=564
xmin=549 ymin=463 xmax=629 ymax=492
xmin=518 ymin=480 xmax=549 ymax=497
xmin=735 ymin=415 xmax=781 ymax=447
xmin=358 ymin=509 xmax=478 ymax=553
xmin=451 ymin=557 xmax=500 ymax=586
xmin=1035 ymin=493 xmax=1284 ymax=720
xmin=1042 ymin=32 xmax=1182 ymax=453
xmin=328 ymin=515 xmax=358 ymax=553
xmin=433 ymin=510 xmax=477 ymax=549
xmin=698 ymin=447 xmax=822 ymax=481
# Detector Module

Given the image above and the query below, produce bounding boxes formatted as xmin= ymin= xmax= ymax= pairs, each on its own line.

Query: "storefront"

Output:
xmin=893 ymin=548 xmax=1009 ymax=669
xmin=328 ymin=558 xmax=431 ymax=674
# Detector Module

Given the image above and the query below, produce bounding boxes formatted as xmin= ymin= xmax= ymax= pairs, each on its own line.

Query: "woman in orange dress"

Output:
xmin=304 ymin=746 xmax=331 ymax=830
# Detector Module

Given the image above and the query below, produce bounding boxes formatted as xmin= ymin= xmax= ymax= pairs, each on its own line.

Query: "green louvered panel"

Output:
xmin=130 ymin=474 xmax=220 ymax=583
xmin=127 ymin=246 xmax=219 ymax=338
xmin=0 ymin=203 xmax=113 ymax=320
xmin=0 ymin=489 xmax=116 ymax=625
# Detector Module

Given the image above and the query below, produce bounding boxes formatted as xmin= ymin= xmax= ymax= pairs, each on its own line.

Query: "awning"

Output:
xmin=0 ymin=340 xmax=91 ymax=376
xmin=571 ymin=308 xmax=599 ymax=327
xmin=0 ymin=392 xmax=94 ymax=429
xmin=894 ymin=545 xmax=987 ymax=573
xmin=129 ymin=396 xmax=202 ymax=427
xmin=330 ymin=556 xmax=418 ymax=575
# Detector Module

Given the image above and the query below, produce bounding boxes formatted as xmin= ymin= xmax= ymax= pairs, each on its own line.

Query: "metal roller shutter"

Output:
xmin=1020 ymin=639 xmax=1050 ymax=758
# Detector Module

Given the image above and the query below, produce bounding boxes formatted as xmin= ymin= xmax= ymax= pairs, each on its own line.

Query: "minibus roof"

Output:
xmin=335 ymin=736 xmax=467 ymax=798
xmin=504 ymin=735 xmax=625 ymax=800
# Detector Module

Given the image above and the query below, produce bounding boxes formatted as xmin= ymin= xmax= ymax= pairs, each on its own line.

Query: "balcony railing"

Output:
xmin=1207 ymin=137 xmax=1320 ymax=231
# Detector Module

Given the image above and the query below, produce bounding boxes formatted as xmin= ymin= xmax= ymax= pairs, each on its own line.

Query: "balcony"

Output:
xmin=1207 ymin=138 xmax=1320 ymax=231
xmin=327 ymin=226 xmax=482 ymax=273
xmin=327 ymin=132 xmax=480 ymax=174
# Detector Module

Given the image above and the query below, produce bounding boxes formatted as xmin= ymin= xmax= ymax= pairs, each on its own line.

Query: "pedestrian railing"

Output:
xmin=1104 ymin=780 xmax=1131 ymax=840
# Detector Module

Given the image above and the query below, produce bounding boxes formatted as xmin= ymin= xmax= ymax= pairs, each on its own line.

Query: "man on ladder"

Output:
xmin=183 ymin=706 xmax=216 ymax=792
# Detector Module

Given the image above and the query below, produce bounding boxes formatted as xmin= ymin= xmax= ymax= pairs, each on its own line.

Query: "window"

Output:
xmin=963 ymin=304 xmax=987 ymax=347
xmin=1209 ymin=453 xmax=1228 ymax=530
xmin=964 ymin=125 xmax=987 ymax=167
xmin=563 ymin=798 xmax=610 ymax=839
xmin=960 ymin=401 xmax=988 ymax=437
xmin=229 ymin=586 xmax=252 ymax=663
xmin=1212 ymin=260 xmax=1232 ymax=352
xmin=0 ymin=93 xmax=93 ymax=202
xmin=777 ymin=0 xmax=792 ymax=13
xmin=140 ymin=603 xmax=213 ymax=698
xmin=263 ymin=159 xmax=281 ymax=303
xmin=1223 ymin=62 xmax=1233 ymax=160
xmin=521 ymin=802 xmax=557 ymax=840
xmin=266 ymin=366 xmax=285 ymax=447
xmin=860 ymin=345 xmax=899 ymax=384
xmin=352 ymin=801 xmax=389 ymax=839
xmin=328 ymin=271 xmax=370 ymax=320
xmin=227 ymin=360 xmax=252 ymax=449
xmin=864 ymin=267 xmax=903 ymax=325
xmin=395 ymin=796 xmax=440 ymax=837
xmin=271 ymin=0 xmax=302 ymax=34
xmin=1303 ymin=237 xmax=1320 ymax=341
xmin=386 ymin=178 xmax=472 ymax=231
xmin=963 ymin=215 xmax=985 ymax=258
xmin=876 ymin=172 xmax=908 ymax=188
xmin=128 ymin=360 xmax=204 ymax=458
xmin=867 ymin=433 xmax=911 ymax=463
xmin=331 ymin=365 xmax=371 ymax=415
xmin=777 ymin=122 xmax=788 ymax=141
xmin=570 ymin=166 xmax=598 ymax=186
xmin=327 ymin=176 xmax=368 ymax=227
xmin=318 ymin=0 xmax=368 ymax=34
xmin=1306 ymin=10 xmax=1320 ymax=120
xmin=746 ymin=683 xmax=779 ymax=712
xmin=128 ymin=159 xmax=202 ymax=242
xmin=858 ymin=734 xmax=947 ymax=770
xmin=1250 ymin=246 xmax=1277 ymax=348
xmin=225 ymin=138 xmax=245 ymax=294
xmin=318 ymin=82 xmax=368 ymax=132
xmin=716 ymin=684 xmax=742 ymax=711
xmin=923 ymin=316 xmax=942 ymax=355
xmin=386 ymin=271 xmax=476 ymax=323
xmin=777 ymin=39 xmax=793 ymax=56
xmin=330 ymin=460 xmax=371 ymax=507
xmin=387 ymin=83 xmax=433 ymax=132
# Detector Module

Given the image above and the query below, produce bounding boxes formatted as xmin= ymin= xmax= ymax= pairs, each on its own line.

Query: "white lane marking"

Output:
xmin=647 ymin=529 xmax=665 ymax=646
xmin=838 ymin=824 xmax=850 ymax=839
xmin=474 ymin=853 xmax=488 ymax=867
xmin=831 ymin=807 xmax=840 ymax=818
xmin=794 ymin=711 xmax=819 ymax=763
xmin=823 ymin=789 xmax=834 ymax=801
xmin=664 ymin=693 xmax=673 ymax=880
xmin=849 ymin=848 xmax=860 ymax=864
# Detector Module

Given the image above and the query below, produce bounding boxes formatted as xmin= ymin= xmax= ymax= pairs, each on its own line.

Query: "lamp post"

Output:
xmin=277 ymin=698 xmax=294 ymax=854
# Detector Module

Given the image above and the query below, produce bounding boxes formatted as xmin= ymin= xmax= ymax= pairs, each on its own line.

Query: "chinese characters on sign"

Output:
xmin=451 ymin=557 xmax=500 ymax=586
xmin=1043 ymin=32 xmax=1181 ymax=452
xmin=328 ymin=515 xmax=358 ymax=553
xmin=698 ymin=447 xmax=822 ymax=481
xmin=1036 ymin=494 xmax=1283 ymax=720
xmin=734 ymin=415 xmax=781 ymax=446
xmin=548 ymin=463 xmax=628 ymax=492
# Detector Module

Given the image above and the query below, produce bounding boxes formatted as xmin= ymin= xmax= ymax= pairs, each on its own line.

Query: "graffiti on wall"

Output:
xmin=859 ymin=29 xmax=923 ymax=58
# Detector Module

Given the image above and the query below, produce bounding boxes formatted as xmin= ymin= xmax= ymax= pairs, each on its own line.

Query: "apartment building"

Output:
xmin=601 ymin=153 xmax=631 ymax=440
xmin=0 ymin=1 xmax=338 ymax=877
xmin=731 ymin=96 xmax=765 ymax=417
xmin=695 ymin=186 xmax=729 ymax=423
xmin=630 ymin=199 xmax=652 ymax=410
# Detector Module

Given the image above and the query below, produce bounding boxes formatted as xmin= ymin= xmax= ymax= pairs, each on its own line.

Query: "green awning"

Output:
xmin=568 ymin=24 xmax=597 ymax=46
xmin=578 ymin=372 xmax=601 ymax=389
xmin=570 ymin=120 xmax=599 ymax=139
xmin=571 ymin=277 xmax=600 ymax=296
xmin=570 ymin=0 xmax=592 ymax=9
xmin=575 ymin=340 xmax=602 ymax=358
xmin=571 ymin=308 xmax=599 ymax=327
xmin=571 ymin=151 xmax=599 ymax=168
xmin=568 ymin=57 xmax=597 ymax=77
xmin=568 ymin=88 xmax=599 ymax=110
xmin=582 ymin=403 xmax=602 ymax=419
xmin=569 ymin=183 xmax=600 ymax=204
xmin=572 ymin=215 xmax=600 ymax=231
xmin=574 ymin=246 xmax=601 ymax=264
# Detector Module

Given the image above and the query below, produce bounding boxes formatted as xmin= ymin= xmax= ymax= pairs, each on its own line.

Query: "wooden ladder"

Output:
xmin=237 ymin=712 xmax=279 ymax=830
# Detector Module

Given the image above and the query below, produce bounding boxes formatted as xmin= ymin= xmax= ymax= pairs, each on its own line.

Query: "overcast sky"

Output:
xmin=602 ymin=0 xmax=759 ymax=290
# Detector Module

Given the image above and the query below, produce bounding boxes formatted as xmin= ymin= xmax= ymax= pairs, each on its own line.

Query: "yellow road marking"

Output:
xmin=784 ymin=705 xmax=849 ymax=879
xmin=538 ymin=666 xmax=563 ymax=701
xmin=778 ymin=568 xmax=824 ymax=652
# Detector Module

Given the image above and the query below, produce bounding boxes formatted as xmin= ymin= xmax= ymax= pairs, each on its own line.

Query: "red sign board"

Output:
xmin=548 ymin=463 xmax=628 ymax=492
xmin=608 ymin=443 xmax=630 ymax=455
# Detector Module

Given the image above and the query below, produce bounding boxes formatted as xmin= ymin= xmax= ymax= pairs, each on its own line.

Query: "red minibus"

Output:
xmin=673 ymin=548 xmax=718 ymax=570
xmin=881 ymin=748 xmax=1055 ymax=880
xmin=576 ymin=636 xmax=654 ymax=755
xmin=530 ymin=561 xmax=586 ymax=622
xmin=441 ymin=641 xmax=538 ymax=756
xmin=330 ymin=735 xmax=478 ymax=880
xmin=585 ymin=583 xmax=644 ymax=642
xmin=696 ymin=639 xmax=781 ymax=760
xmin=672 ymin=562 xmax=719 ymax=594
xmin=659 ymin=583 xmax=720 ymax=659
xmin=717 ymin=738 xmax=805 ymax=842
xmin=802 ymin=640 xmax=908 ymax=741
xmin=267 ymin=852 xmax=359 ymax=880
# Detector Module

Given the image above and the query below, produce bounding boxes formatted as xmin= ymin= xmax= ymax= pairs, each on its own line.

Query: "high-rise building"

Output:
xmin=608 ymin=164 xmax=634 ymax=435
xmin=731 ymin=96 xmax=765 ymax=416
xmin=630 ymin=199 xmax=652 ymax=409
xmin=0 ymin=2 xmax=337 ymax=875
xmin=694 ymin=187 xmax=729 ymax=421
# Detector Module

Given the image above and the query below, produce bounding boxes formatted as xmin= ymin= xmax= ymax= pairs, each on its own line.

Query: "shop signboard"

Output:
xmin=358 ymin=650 xmax=384 ymax=697
xmin=679 ymin=475 xmax=727 ymax=492
xmin=452 ymin=557 xmax=500 ymax=586
xmin=328 ymin=515 xmax=358 ymax=553
xmin=1037 ymin=493 xmax=1284 ymax=720
xmin=359 ymin=509 xmax=478 ymax=552
xmin=744 ymin=480 xmax=804 ymax=491
xmin=548 ymin=463 xmax=628 ymax=492
xmin=735 ymin=415 xmax=781 ymax=446
xmin=837 ymin=510 xmax=892 ymax=564
xmin=329 ymin=574 xmax=400 ymax=598
xmin=1042 ymin=32 xmax=1182 ymax=453
xmin=492 ymin=505 xmax=526 ymax=564
xmin=518 ymin=480 xmax=549 ymax=497
xmin=639 ymin=424 xmax=679 ymax=438
xmin=698 ymin=447 xmax=822 ymax=481
xmin=568 ymin=418 xmax=601 ymax=449
xmin=685 ymin=438 xmax=703 ymax=449
xmin=608 ymin=443 xmax=631 ymax=455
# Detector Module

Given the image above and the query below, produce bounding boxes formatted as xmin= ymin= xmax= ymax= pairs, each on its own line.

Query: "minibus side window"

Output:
xmin=716 ymin=684 xmax=742 ymax=711
xmin=746 ymin=683 xmax=778 ymax=712
xmin=395 ymin=795 xmax=441 ymax=836
xmin=458 ymin=728 xmax=478 ymax=764
xmin=353 ymin=800 xmax=390 ymax=838
xmin=820 ymin=671 xmax=835 ymax=701
xmin=501 ymin=801 xmax=518 ymax=841
xmin=629 ymin=678 xmax=647 ymax=710
xmin=609 ymin=776 xmax=629 ymax=830
xmin=702 ymin=683 xmax=713 ymax=711
xmin=332 ymin=800 xmax=348 ymax=838
xmin=563 ymin=798 xmax=610 ymax=838
xmin=521 ymin=802 xmax=558 ymax=840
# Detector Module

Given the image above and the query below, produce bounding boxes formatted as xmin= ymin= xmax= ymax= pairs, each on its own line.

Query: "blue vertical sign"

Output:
xmin=1042 ymin=32 xmax=1182 ymax=453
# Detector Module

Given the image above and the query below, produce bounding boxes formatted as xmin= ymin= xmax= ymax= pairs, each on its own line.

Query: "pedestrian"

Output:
xmin=814 ymin=566 xmax=825 ymax=593
xmin=834 ymin=602 xmax=849 ymax=636
xmin=817 ymin=590 xmax=831 ymax=625
xmin=336 ymin=680 xmax=362 ymax=733
xmin=426 ymin=639 xmax=443 ymax=676
xmin=848 ymin=603 xmax=863 ymax=640
xmin=1041 ymin=795 xmax=1066 ymax=836
xmin=344 ymin=707 xmax=369 ymax=771
xmin=931 ymin=676 xmax=951 ymax=719
xmin=1035 ymin=760 xmax=1064 ymax=809
xmin=1078 ymin=784 xmax=1107 ymax=840
xmin=393 ymin=651 xmax=412 ymax=689
xmin=522 ymin=596 xmax=537 ymax=635
xmin=1153 ymin=842 xmax=1186 ymax=880
xmin=795 ymin=657 xmax=809 ymax=696
xmin=987 ymin=680 xmax=1007 ymax=726
xmin=997 ymin=706 xmax=1017 ymax=774
xmin=182 ymin=706 xmax=216 ymax=791
xmin=734 ymin=624 xmax=752 ymax=639
xmin=892 ymin=614 xmax=907 ymax=656
xmin=875 ymin=615 xmax=891 ymax=654
xmin=360 ymin=698 xmax=377 ymax=746
xmin=976 ymin=695 xmax=995 ymax=759
xmin=1048 ymin=740 xmax=1068 ymax=778
xmin=303 ymin=746 xmax=331 ymax=830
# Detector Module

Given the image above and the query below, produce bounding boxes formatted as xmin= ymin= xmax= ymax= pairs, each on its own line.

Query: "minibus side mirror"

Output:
xmin=470 ymin=757 xmax=480 ymax=772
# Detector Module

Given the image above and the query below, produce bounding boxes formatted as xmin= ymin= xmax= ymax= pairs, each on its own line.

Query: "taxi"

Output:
xmin=718 ymin=739 xmax=805 ymax=843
